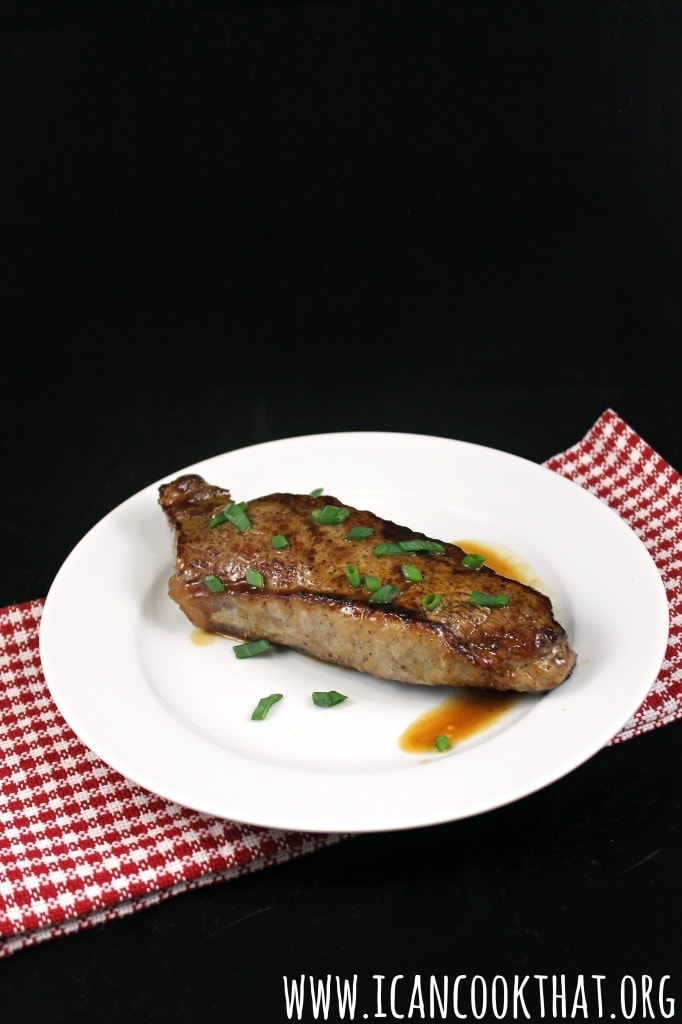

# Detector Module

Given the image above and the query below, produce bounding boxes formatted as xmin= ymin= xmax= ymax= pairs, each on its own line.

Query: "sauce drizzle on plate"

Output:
xmin=191 ymin=627 xmax=218 ymax=647
xmin=399 ymin=689 xmax=519 ymax=754
xmin=399 ymin=540 xmax=538 ymax=755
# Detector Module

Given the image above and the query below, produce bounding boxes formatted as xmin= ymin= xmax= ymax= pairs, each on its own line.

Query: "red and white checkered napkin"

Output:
xmin=0 ymin=606 xmax=343 ymax=959
xmin=545 ymin=408 xmax=680 ymax=743
xmin=1 ymin=409 xmax=679 ymax=957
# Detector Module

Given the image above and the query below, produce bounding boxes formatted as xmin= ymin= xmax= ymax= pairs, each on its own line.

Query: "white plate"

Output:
xmin=40 ymin=432 xmax=669 ymax=833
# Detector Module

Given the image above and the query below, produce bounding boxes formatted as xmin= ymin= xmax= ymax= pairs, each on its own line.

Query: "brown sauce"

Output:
xmin=191 ymin=627 xmax=219 ymax=647
xmin=399 ymin=689 xmax=518 ymax=754
xmin=454 ymin=538 xmax=540 ymax=587
xmin=399 ymin=540 xmax=535 ymax=755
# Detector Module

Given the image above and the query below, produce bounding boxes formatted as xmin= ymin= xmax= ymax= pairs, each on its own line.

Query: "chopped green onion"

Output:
xmin=346 ymin=525 xmax=374 ymax=541
xmin=245 ymin=568 xmax=264 ymax=589
xmin=461 ymin=553 xmax=486 ymax=569
xmin=470 ymin=590 xmax=510 ymax=607
xmin=374 ymin=539 xmax=445 ymax=556
xmin=227 ymin=502 xmax=251 ymax=532
xmin=422 ymin=593 xmax=442 ymax=611
xmin=434 ymin=734 xmax=451 ymax=752
xmin=345 ymin=564 xmax=362 ymax=587
xmin=271 ymin=534 xmax=289 ymax=549
xmin=202 ymin=574 xmax=224 ymax=593
xmin=397 ymin=539 xmax=445 ymax=554
xmin=310 ymin=487 xmax=324 ymax=498
xmin=364 ymin=575 xmax=382 ymax=593
xmin=209 ymin=501 xmax=251 ymax=533
xmin=251 ymin=693 xmax=283 ymax=720
xmin=401 ymin=564 xmax=423 ymax=583
xmin=311 ymin=505 xmax=350 ymax=526
xmin=373 ymin=542 xmax=404 ymax=556
xmin=233 ymin=638 xmax=272 ymax=659
xmin=369 ymin=584 xmax=401 ymax=604
xmin=312 ymin=690 xmax=348 ymax=707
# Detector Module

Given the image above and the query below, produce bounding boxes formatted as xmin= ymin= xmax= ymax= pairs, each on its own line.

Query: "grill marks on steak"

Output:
xmin=158 ymin=473 xmax=577 ymax=693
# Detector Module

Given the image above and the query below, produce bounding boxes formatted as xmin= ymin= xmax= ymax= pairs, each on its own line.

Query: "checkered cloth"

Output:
xmin=1 ymin=410 xmax=679 ymax=957
xmin=546 ymin=409 xmax=680 ymax=741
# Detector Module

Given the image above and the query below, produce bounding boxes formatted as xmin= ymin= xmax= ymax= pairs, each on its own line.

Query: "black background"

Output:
xmin=1 ymin=2 xmax=681 ymax=1021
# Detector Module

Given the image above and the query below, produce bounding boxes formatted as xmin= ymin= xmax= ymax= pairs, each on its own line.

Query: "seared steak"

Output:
xmin=158 ymin=474 xmax=577 ymax=693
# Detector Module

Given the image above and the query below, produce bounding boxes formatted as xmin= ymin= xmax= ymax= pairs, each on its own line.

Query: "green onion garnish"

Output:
xmin=311 ymin=505 xmax=350 ymax=526
xmin=227 ymin=502 xmax=251 ymax=532
xmin=310 ymin=487 xmax=324 ymax=498
xmin=374 ymin=539 xmax=445 ymax=556
xmin=245 ymin=568 xmax=264 ymax=589
xmin=233 ymin=638 xmax=272 ymax=659
xmin=202 ymin=574 xmax=224 ymax=592
xmin=209 ymin=501 xmax=251 ymax=532
xmin=461 ymin=553 xmax=486 ymax=569
xmin=364 ymin=575 xmax=381 ymax=593
xmin=470 ymin=591 xmax=510 ymax=607
xmin=271 ymin=534 xmax=289 ymax=549
xmin=401 ymin=564 xmax=423 ymax=583
xmin=396 ymin=539 xmax=445 ymax=554
xmin=373 ymin=542 xmax=403 ymax=556
xmin=369 ymin=584 xmax=401 ymax=604
xmin=312 ymin=690 xmax=348 ymax=708
xmin=345 ymin=564 xmax=362 ymax=587
xmin=346 ymin=525 xmax=374 ymax=541
xmin=434 ymin=734 xmax=451 ymax=752
xmin=422 ymin=593 xmax=442 ymax=611
xmin=251 ymin=693 xmax=283 ymax=720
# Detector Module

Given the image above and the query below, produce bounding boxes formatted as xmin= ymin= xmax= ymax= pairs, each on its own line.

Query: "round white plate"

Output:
xmin=39 ymin=432 xmax=669 ymax=833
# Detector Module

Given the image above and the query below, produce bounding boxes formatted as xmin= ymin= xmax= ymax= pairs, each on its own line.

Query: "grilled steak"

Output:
xmin=159 ymin=474 xmax=577 ymax=693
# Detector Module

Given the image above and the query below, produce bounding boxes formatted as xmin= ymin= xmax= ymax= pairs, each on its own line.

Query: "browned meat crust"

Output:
xmin=158 ymin=474 xmax=577 ymax=693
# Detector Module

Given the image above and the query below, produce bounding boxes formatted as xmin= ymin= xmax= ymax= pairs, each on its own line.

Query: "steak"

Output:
xmin=158 ymin=473 xmax=577 ymax=693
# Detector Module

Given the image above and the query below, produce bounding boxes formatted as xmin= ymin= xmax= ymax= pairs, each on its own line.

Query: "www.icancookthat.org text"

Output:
xmin=282 ymin=972 xmax=676 ymax=1021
